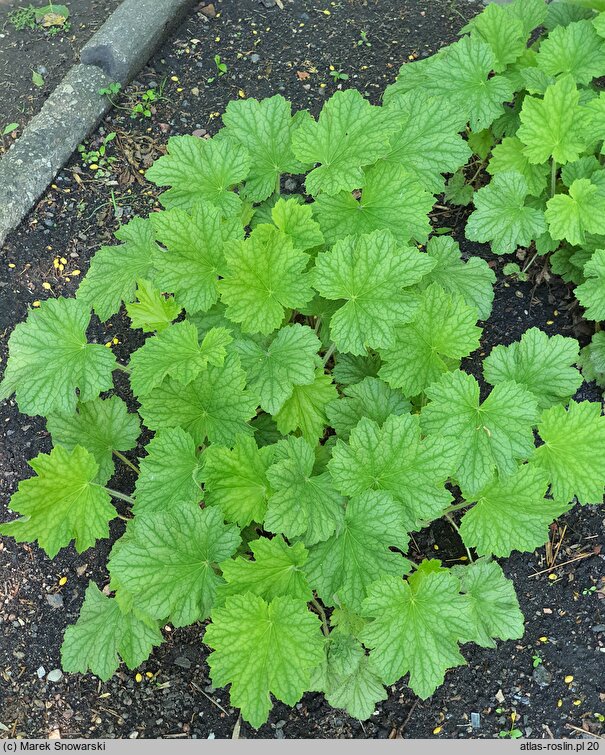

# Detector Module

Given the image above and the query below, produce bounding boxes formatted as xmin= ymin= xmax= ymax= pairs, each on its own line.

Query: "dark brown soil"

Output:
xmin=1 ymin=0 xmax=604 ymax=741
xmin=0 ymin=0 xmax=122 ymax=142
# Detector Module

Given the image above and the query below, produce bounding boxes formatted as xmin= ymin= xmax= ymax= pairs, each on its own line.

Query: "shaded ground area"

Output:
xmin=1 ymin=0 xmax=604 ymax=740
xmin=0 ymin=0 xmax=122 ymax=141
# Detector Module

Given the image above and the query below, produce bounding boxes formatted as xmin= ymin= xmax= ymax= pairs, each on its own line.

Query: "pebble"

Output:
xmin=532 ymin=665 xmax=552 ymax=687
xmin=47 ymin=669 xmax=63 ymax=683
xmin=470 ymin=712 xmax=481 ymax=729
xmin=284 ymin=178 xmax=297 ymax=191
xmin=174 ymin=656 xmax=192 ymax=669
xmin=45 ymin=594 xmax=64 ymax=609
xmin=36 ymin=666 xmax=46 ymax=679
xmin=250 ymin=53 xmax=260 ymax=63
xmin=592 ymin=624 xmax=605 ymax=633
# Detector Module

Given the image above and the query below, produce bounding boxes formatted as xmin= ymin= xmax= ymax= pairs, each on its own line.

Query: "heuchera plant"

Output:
xmin=2 ymin=0 xmax=605 ymax=730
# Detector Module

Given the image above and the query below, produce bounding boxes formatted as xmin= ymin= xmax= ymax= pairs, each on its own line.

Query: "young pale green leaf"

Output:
xmin=420 ymin=237 xmax=495 ymax=320
xmin=458 ymin=465 xmax=567 ymax=557
xmin=76 ymin=218 xmax=157 ymax=321
xmin=313 ymin=632 xmax=387 ymax=720
xmin=304 ymin=491 xmax=410 ymax=611
xmin=444 ymin=171 xmax=474 ymax=207
xmin=379 ymin=284 xmax=482 ymax=397
xmin=201 ymin=435 xmax=275 ymax=527
xmin=270 ymin=197 xmax=324 ymax=251
xmin=150 ymin=204 xmax=243 ymax=314
xmin=125 ymin=279 xmax=181 ymax=333
xmin=314 ymin=161 xmax=434 ymax=246
xmin=532 ymin=400 xmax=605 ymax=504
xmin=61 ymin=583 xmax=163 ymax=681
xmin=206 ymin=594 xmax=325 ymax=728
xmin=138 ymin=354 xmax=257 ymax=446
xmin=219 ymin=227 xmax=313 ymax=334
xmin=545 ymin=180 xmax=605 ymax=246
xmin=452 ymin=560 xmax=524 ymax=648
xmin=133 ymin=428 xmax=201 ymax=516
xmin=291 ymin=89 xmax=395 ymax=196
xmin=467 ymin=2 xmax=527 ymax=72
xmin=0 ymin=298 xmax=116 ymax=417
xmin=422 ymin=371 xmax=539 ymax=496
xmin=576 ymin=249 xmax=605 ymax=320
xmin=517 ymin=76 xmax=588 ymax=165
xmin=360 ymin=568 xmax=470 ymax=697
xmin=382 ymin=91 xmax=470 ymax=193
xmin=536 ymin=20 xmax=605 ymax=84
xmin=265 ymin=436 xmax=345 ymax=545
xmin=109 ymin=506 xmax=240 ymax=627
xmin=233 ymin=324 xmax=321 ymax=415
xmin=47 ymin=397 xmax=140 ymax=483
xmin=313 ymin=230 xmax=434 ymax=355
xmin=421 ymin=36 xmax=514 ymax=131
xmin=483 ymin=328 xmax=582 ymax=409
xmin=466 ymin=172 xmax=546 ymax=254
xmin=217 ymin=536 xmax=312 ymax=603
xmin=146 ymin=134 xmax=250 ymax=213
xmin=129 ymin=321 xmax=232 ymax=398
xmin=326 ymin=376 xmax=410 ymax=439
xmin=329 ymin=414 xmax=457 ymax=530
xmin=274 ymin=369 xmax=337 ymax=443
xmin=222 ymin=95 xmax=307 ymax=202
xmin=503 ymin=0 xmax=547 ymax=36
xmin=0 ymin=446 xmax=115 ymax=558
xmin=487 ymin=137 xmax=550 ymax=197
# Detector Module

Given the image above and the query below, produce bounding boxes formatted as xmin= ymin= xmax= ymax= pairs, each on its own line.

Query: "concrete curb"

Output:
xmin=0 ymin=0 xmax=197 ymax=250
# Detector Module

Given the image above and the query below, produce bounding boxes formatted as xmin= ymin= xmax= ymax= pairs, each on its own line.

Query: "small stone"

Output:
xmin=46 ymin=594 xmax=64 ymax=609
xmin=174 ymin=656 xmax=192 ymax=669
xmin=470 ymin=712 xmax=481 ymax=729
xmin=191 ymin=87 xmax=200 ymax=96
xmin=532 ymin=665 xmax=552 ymax=687
xmin=37 ymin=666 xmax=46 ymax=679
xmin=592 ymin=624 xmax=605 ymax=633
xmin=284 ymin=178 xmax=297 ymax=191
xmin=192 ymin=129 xmax=207 ymax=138
xmin=47 ymin=669 xmax=63 ymax=683
xmin=128 ymin=732 xmax=139 ymax=739
xmin=250 ymin=54 xmax=260 ymax=63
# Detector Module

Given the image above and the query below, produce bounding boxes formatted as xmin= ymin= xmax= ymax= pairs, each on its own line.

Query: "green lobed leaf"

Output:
xmin=219 ymin=227 xmax=313 ymax=335
xmin=312 ymin=229 xmax=435 ymax=355
xmin=420 ymin=237 xmax=495 ymax=320
xmin=532 ymin=400 xmax=605 ymax=504
xmin=47 ymin=397 xmax=140 ymax=483
xmin=466 ymin=171 xmax=547 ymax=254
xmin=458 ymin=464 xmax=568 ymax=557
xmin=483 ymin=328 xmax=582 ymax=410
xmin=467 ymin=2 xmax=527 ymax=73
xmin=360 ymin=567 xmax=470 ymax=698
xmin=61 ymin=583 xmax=163 ymax=681
xmin=265 ymin=436 xmax=345 ymax=545
xmin=452 ymin=560 xmax=525 ymax=648
xmin=545 ymin=180 xmax=605 ymax=246
xmin=421 ymin=370 xmax=539 ymax=496
xmin=378 ymin=284 xmax=482 ymax=397
xmin=206 ymin=594 xmax=325 ymax=728
xmin=0 ymin=446 xmax=115 ymax=558
xmin=274 ymin=369 xmax=337 ymax=444
xmin=150 ymin=204 xmax=244 ymax=314
xmin=233 ymin=324 xmax=321 ymax=415
xmin=270 ymin=197 xmax=324 ymax=251
xmin=138 ymin=353 xmax=257 ymax=446
xmin=0 ymin=298 xmax=116 ymax=417
xmin=222 ymin=95 xmax=308 ymax=202
xmin=201 ymin=434 xmax=275 ymax=527
xmin=517 ymin=76 xmax=588 ymax=165
xmin=291 ymin=89 xmax=395 ymax=196
xmin=536 ymin=19 xmax=605 ymax=84
xmin=125 ymin=278 xmax=181 ymax=333
xmin=133 ymin=428 xmax=202 ymax=516
xmin=329 ymin=414 xmax=457 ymax=530
xmin=217 ymin=536 xmax=312 ymax=603
xmin=109 ymin=506 xmax=240 ymax=626
xmin=76 ymin=218 xmax=157 ymax=321
xmin=304 ymin=491 xmax=411 ymax=611
xmin=576 ymin=249 xmax=605 ymax=320
xmin=314 ymin=161 xmax=435 ymax=246
xmin=326 ymin=376 xmax=410 ymax=439
xmin=487 ymin=137 xmax=550 ymax=197
xmin=146 ymin=134 xmax=250 ymax=213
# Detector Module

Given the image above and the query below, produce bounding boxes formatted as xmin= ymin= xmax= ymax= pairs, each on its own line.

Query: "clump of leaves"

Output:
xmin=2 ymin=2 xmax=605 ymax=732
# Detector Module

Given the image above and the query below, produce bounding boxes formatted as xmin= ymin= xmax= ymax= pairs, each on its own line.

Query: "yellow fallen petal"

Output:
xmin=58 ymin=576 xmax=67 ymax=586
xmin=135 ymin=673 xmax=143 ymax=683
xmin=433 ymin=727 xmax=442 ymax=735
xmin=564 ymin=675 xmax=574 ymax=684
xmin=42 ymin=282 xmax=51 ymax=290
